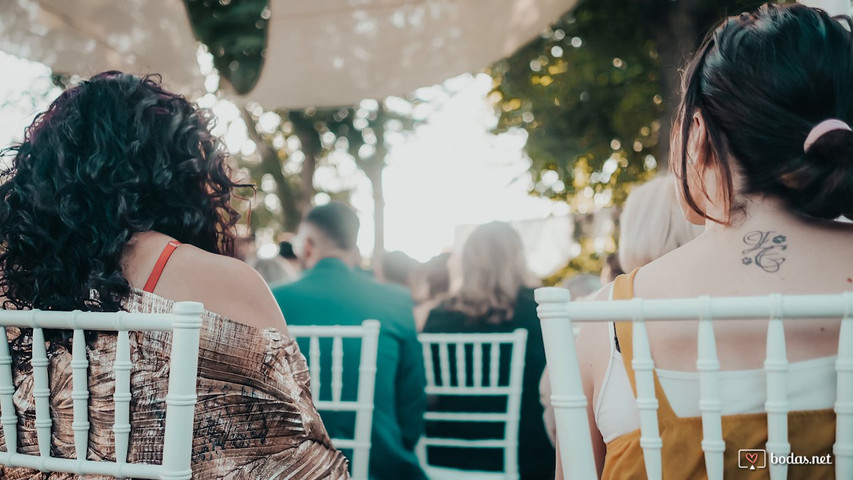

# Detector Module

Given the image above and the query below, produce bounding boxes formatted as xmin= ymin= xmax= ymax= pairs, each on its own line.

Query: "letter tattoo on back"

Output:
xmin=741 ymin=231 xmax=787 ymax=273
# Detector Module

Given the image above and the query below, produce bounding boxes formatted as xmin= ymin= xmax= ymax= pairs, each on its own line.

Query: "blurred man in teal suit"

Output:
xmin=272 ymin=203 xmax=427 ymax=480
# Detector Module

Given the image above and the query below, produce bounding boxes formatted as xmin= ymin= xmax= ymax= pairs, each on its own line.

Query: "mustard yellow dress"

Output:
xmin=601 ymin=270 xmax=835 ymax=479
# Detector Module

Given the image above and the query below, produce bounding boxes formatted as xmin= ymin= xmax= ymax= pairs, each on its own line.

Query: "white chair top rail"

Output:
xmin=0 ymin=309 xmax=196 ymax=331
xmin=287 ymin=323 xmax=380 ymax=338
xmin=536 ymin=288 xmax=853 ymax=322
xmin=418 ymin=331 xmax=525 ymax=343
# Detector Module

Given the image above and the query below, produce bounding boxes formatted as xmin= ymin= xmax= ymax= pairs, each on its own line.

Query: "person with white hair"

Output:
xmin=617 ymin=175 xmax=703 ymax=273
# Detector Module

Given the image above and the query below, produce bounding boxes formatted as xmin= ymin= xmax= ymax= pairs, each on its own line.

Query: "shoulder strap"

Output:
xmin=143 ymin=240 xmax=181 ymax=293
xmin=611 ymin=268 xmax=638 ymax=300
xmin=613 ymin=269 xmax=677 ymax=421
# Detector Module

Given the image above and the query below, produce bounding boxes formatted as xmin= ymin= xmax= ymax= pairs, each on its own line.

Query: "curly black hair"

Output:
xmin=0 ymin=71 xmax=248 ymax=312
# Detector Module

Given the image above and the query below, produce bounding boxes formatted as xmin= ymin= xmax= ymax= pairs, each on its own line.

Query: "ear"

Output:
xmin=688 ymin=112 xmax=716 ymax=165
xmin=304 ymin=236 xmax=315 ymax=258
xmin=673 ymin=113 xmax=711 ymax=225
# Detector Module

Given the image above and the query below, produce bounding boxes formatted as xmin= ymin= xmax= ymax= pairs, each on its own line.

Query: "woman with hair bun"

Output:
xmin=0 ymin=72 xmax=349 ymax=478
xmin=569 ymin=4 xmax=853 ymax=478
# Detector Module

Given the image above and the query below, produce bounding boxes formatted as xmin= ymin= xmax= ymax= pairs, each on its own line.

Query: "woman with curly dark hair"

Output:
xmin=0 ymin=72 xmax=349 ymax=479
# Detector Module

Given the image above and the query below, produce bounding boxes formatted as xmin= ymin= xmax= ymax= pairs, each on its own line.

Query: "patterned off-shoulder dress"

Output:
xmin=0 ymin=289 xmax=350 ymax=479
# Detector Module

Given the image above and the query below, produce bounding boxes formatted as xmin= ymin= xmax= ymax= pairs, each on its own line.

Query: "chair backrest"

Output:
xmin=535 ymin=287 xmax=853 ymax=480
xmin=417 ymin=329 xmax=528 ymax=480
xmin=0 ymin=301 xmax=204 ymax=480
xmin=287 ymin=320 xmax=381 ymax=480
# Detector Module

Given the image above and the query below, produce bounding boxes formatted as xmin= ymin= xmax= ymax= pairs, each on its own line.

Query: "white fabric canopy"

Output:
xmin=246 ymin=0 xmax=577 ymax=107
xmin=0 ymin=0 xmax=203 ymax=98
xmin=0 ymin=0 xmax=577 ymax=108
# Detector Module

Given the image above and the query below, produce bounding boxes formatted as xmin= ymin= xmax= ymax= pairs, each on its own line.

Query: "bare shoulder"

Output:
xmin=589 ymin=282 xmax=613 ymax=302
xmin=149 ymin=243 xmax=287 ymax=333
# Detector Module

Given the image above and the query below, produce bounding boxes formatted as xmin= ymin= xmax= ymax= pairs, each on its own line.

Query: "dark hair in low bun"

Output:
xmin=672 ymin=3 xmax=853 ymax=222
xmin=0 ymin=72 xmax=249 ymax=312
xmin=788 ymin=129 xmax=853 ymax=218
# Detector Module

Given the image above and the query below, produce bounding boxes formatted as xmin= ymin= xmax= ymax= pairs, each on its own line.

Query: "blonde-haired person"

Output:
xmin=618 ymin=175 xmax=703 ymax=272
xmin=423 ymin=221 xmax=555 ymax=479
xmin=540 ymin=176 xmax=700 ymax=446
xmin=567 ymin=4 xmax=853 ymax=478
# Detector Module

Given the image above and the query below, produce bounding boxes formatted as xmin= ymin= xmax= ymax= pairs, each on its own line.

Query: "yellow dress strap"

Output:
xmin=613 ymin=269 xmax=677 ymax=422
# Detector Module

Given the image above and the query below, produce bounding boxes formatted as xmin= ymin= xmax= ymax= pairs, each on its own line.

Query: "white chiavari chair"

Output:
xmin=287 ymin=320 xmax=381 ymax=480
xmin=536 ymin=288 xmax=853 ymax=480
xmin=417 ymin=330 xmax=528 ymax=480
xmin=0 ymin=301 xmax=204 ymax=479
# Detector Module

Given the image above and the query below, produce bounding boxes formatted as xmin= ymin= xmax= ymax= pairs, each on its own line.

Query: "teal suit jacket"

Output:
xmin=272 ymin=258 xmax=428 ymax=480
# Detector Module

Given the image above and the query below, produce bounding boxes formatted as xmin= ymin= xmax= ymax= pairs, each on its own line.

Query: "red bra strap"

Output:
xmin=142 ymin=240 xmax=181 ymax=293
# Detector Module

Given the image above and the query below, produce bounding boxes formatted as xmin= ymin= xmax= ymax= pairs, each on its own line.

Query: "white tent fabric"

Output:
xmin=0 ymin=0 xmax=577 ymax=108
xmin=245 ymin=0 xmax=577 ymax=107
xmin=0 ymin=0 xmax=203 ymax=97
xmin=0 ymin=0 xmax=847 ymax=107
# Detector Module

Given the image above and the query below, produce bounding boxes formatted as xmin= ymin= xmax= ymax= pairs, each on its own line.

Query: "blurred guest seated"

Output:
xmin=250 ymin=256 xmax=289 ymax=285
xmin=617 ymin=175 xmax=703 ymax=273
xmin=600 ymin=253 xmax=623 ymax=285
xmin=569 ymin=5 xmax=853 ymax=478
xmin=278 ymin=240 xmax=303 ymax=281
xmin=412 ymin=252 xmax=451 ymax=331
xmin=232 ymin=226 xmax=257 ymax=262
xmin=560 ymin=274 xmax=601 ymax=301
xmin=541 ymin=176 xmax=699 ymax=445
xmin=0 ymin=72 xmax=348 ymax=479
xmin=423 ymin=222 xmax=555 ymax=480
xmin=272 ymin=202 xmax=428 ymax=480
xmin=381 ymin=250 xmax=419 ymax=288
xmin=246 ymin=240 xmax=302 ymax=286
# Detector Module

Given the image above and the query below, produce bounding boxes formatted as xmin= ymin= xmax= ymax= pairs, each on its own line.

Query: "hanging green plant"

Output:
xmin=183 ymin=0 xmax=270 ymax=94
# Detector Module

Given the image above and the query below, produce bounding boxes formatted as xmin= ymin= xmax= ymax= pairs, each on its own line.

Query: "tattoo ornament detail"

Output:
xmin=741 ymin=230 xmax=787 ymax=273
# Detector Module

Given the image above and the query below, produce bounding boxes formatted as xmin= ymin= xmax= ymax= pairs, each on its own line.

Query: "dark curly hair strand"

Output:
xmin=0 ymin=72 xmax=249 ymax=312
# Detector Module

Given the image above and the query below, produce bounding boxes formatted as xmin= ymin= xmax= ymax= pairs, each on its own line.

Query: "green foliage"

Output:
xmin=490 ymin=0 xmax=772 ymax=279
xmin=490 ymin=0 xmax=663 ymax=211
xmin=184 ymin=0 xmax=269 ymax=94
xmin=237 ymin=98 xmax=424 ymax=244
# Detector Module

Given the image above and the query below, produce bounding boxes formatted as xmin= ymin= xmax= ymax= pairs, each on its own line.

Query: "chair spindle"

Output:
xmin=309 ymin=336 xmax=321 ymax=399
xmin=631 ymin=299 xmax=663 ymax=480
xmin=332 ymin=335 xmax=344 ymax=403
xmin=455 ymin=343 xmax=466 ymax=387
xmin=765 ymin=294 xmax=790 ymax=480
xmin=71 ymin=327 xmax=90 ymax=460
xmin=32 ymin=326 xmax=52 ymax=459
xmin=696 ymin=297 xmax=724 ymax=480
xmin=113 ymin=329 xmax=132 ymax=464
xmin=0 ymin=325 xmax=18 ymax=458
